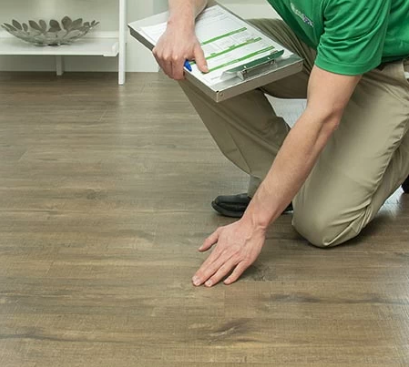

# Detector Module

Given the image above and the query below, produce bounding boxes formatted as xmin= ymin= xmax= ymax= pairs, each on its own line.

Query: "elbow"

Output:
xmin=305 ymin=105 xmax=344 ymax=137
xmin=319 ymin=113 xmax=342 ymax=142
xmin=323 ymin=110 xmax=342 ymax=133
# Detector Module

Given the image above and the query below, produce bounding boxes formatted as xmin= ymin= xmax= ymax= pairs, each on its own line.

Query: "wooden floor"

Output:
xmin=0 ymin=72 xmax=409 ymax=367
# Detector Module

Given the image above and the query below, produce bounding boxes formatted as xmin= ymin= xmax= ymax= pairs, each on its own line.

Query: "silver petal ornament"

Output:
xmin=2 ymin=16 xmax=100 ymax=46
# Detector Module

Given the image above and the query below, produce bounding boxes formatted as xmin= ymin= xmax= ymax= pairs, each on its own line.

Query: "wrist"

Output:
xmin=167 ymin=8 xmax=195 ymax=31
xmin=241 ymin=209 xmax=270 ymax=234
xmin=242 ymin=188 xmax=278 ymax=231
xmin=168 ymin=17 xmax=194 ymax=28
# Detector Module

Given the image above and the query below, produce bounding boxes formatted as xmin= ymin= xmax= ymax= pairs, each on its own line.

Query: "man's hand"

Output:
xmin=153 ymin=25 xmax=208 ymax=80
xmin=192 ymin=219 xmax=267 ymax=287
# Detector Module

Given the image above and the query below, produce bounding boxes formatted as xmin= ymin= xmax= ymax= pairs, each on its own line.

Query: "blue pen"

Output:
xmin=184 ymin=60 xmax=192 ymax=72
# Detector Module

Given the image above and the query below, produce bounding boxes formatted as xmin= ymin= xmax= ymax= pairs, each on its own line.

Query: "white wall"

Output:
xmin=0 ymin=0 xmax=278 ymax=73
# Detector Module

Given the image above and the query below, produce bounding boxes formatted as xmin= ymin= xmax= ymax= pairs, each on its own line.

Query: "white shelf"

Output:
xmin=0 ymin=0 xmax=127 ymax=84
xmin=0 ymin=37 xmax=119 ymax=57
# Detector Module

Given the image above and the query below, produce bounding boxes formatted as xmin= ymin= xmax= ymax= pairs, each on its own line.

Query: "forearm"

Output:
xmin=245 ymin=109 xmax=340 ymax=229
xmin=168 ymin=0 xmax=208 ymax=28
xmin=243 ymin=66 xmax=361 ymax=230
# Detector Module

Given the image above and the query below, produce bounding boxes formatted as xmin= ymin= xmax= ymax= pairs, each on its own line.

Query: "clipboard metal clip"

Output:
xmin=222 ymin=50 xmax=285 ymax=81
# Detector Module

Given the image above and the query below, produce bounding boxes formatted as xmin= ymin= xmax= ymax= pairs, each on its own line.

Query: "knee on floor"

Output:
xmin=292 ymin=205 xmax=360 ymax=248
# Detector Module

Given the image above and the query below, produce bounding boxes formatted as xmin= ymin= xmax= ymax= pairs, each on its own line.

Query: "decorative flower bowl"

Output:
xmin=1 ymin=17 xmax=100 ymax=46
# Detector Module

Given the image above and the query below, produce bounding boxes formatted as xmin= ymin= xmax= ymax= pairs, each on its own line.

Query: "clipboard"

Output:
xmin=128 ymin=1 xmax=304 ymax=103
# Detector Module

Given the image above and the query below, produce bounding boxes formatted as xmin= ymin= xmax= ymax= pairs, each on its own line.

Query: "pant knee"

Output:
xmin=292 ymin=206 xmax=362 ymax=248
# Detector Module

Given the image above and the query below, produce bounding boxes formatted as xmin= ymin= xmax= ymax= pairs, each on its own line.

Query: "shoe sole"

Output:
xmin=211 ymin=200 xmax=244 ymax=218
xmin=212 ymin=200 xmax=293 ymax=218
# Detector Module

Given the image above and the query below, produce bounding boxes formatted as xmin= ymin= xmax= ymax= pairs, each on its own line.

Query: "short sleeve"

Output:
xmin=316 ymin=0 xmax=391 ymax=75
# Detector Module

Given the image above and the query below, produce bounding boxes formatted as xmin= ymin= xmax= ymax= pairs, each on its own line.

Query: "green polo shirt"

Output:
xmin=267 ymin=0 xmax=409 ymax=75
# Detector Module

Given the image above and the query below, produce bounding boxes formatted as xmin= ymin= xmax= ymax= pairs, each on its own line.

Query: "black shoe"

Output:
xmin=403 ymin=176 xmax=409 ymax=193
xmin=211 ymin=193 xmax=293 ymax=218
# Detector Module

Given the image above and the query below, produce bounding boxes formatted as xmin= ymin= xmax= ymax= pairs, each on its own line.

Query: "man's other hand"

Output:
xmin=153 ymin=26 xmax=208 ymax=80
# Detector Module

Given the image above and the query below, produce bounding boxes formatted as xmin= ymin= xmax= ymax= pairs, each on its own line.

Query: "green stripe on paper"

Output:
xmin=206 ymin=37 xmax=262 ymax=61
xmin=207 ymin=46 xmax=275 ymax=73
xmin=201 ymin=27 xmax=247 ymax=45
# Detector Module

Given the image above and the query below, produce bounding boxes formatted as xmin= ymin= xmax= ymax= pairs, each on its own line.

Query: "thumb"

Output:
xmin=194 ymin=45 xmax=208 ymax=73
xmin=199 ymin=228 xmax=220 ymax=252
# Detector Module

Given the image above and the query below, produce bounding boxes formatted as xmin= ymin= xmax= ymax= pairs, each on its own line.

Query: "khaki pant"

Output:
xmin=180 ymin=19 xmax=409 ymax=247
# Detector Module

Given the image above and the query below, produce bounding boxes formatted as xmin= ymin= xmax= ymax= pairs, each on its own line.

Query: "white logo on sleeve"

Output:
xmin=290 ymin=3 xmax=314 ymax=27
